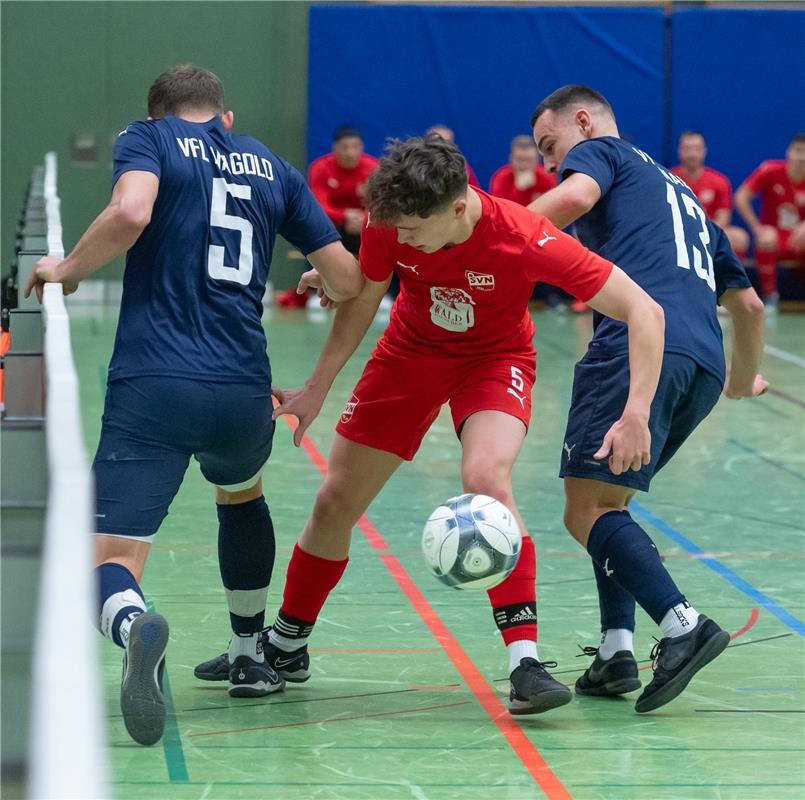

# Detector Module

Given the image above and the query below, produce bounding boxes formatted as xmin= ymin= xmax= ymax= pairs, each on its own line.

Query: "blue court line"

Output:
xmin=727 ymin=438 xmax=805 ymax=483
xmin=631 ymin=501 xmax=805 ymax=637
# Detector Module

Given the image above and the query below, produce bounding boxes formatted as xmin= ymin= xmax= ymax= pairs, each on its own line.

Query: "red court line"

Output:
xmin=281 ymin=416 xmax=573 ymax=800
xmin=189 ymin=700 xmax=472 ymax=738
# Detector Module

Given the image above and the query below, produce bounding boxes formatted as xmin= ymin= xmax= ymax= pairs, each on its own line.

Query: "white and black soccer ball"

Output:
xmin=421 ymin=494 xmax=521 ymax=590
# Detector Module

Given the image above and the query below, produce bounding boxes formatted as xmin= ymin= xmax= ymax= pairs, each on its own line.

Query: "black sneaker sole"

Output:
xmin=634 ymin=629 xmax=730 ymax=713
xmin=575 ymin=676 xmax=642 ymax=697
xmin=508 ymin=688 xmax=572 ymax=715
xmin=121 ymin=614 xmax=169 ymax=746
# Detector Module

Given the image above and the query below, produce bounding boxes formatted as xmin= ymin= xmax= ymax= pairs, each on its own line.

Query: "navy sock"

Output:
xmin=586 ymin=510 xmax=685 ymax=626
xmin=97 ymin=562 xmax=146 ymax=648
xmin=217 ymin=496 xmax=276 ymax=635
xmin=592 ymin=558 xmax=636 ymax=632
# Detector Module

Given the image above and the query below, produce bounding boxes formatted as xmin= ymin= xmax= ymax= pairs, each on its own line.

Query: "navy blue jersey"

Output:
xmin=560 ymin=137 xmax=751 ymax=382
xmin=108 ymin=116 xmax=340 ymax=382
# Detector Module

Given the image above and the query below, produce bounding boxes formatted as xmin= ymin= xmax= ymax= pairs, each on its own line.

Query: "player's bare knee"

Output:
xmin=461 ymin=460 xmax=511 ymax=501
xmin=727 ymin=226 xmax=749 ymax=254
xmin=563 ymin=506 xmax=592 ymax=546
xmin=311 ymin=479 xmax=363 ymax=529
xmin=756 ymin=229 xmax=779 ymax=251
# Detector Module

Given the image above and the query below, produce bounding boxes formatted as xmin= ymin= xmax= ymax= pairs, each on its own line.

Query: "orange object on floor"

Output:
xmin=0 ymin=329 xmax=10 ymax=406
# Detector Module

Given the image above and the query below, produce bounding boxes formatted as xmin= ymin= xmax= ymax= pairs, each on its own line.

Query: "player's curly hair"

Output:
xmin=148 ymin=65 xmax=224 ymax=118
xmin=530 ymin=85 xmax=614 ymax=128
xmin=365 ymin=137 xmax=469 ymax=224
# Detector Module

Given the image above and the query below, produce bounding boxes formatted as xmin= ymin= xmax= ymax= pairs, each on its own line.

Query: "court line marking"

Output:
xmin=768 ymin=387 xmax=805 ymax=409
xmin=631 ymin=501 xmax=805 ymax=637
xmin=764 ymin=344 xmax=805 ymax=368
xmin=189 ymin=700 xmax=474 ymax=737
xmin=284 ymin=416 xmax=573 ymax=800
xmin=727 ymin=437 xmax=805 ymax=483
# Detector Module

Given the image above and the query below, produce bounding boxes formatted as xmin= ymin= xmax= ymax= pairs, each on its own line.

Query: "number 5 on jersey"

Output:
xmin=208 ymin=177 xmax=253 ymax=286
xmin=507 ymin=366 xmax=527 ymax=410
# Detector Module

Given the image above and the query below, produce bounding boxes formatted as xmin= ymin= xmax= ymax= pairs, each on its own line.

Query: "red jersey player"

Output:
xmin=671 ymin=131 xmax=749 ymax=261
xmin=194 ymin=136 xmax=664 ymax=716
xmin=489 ymin=135 xmax=556 ymax=206
xmin=308 ymin=126 xmax=379 ymax=255
xmin=735 ymin=132 xmax=805 ymax=302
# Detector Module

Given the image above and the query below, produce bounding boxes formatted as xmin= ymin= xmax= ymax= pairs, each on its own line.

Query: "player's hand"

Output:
xmin=24 ymin=255 xmax=79 ymax=303
xmin=723 ymin=373 xmax=769 ymax=399
xmin=789 ymin=221 xmax=805 ymax=252
xmin=297 ymin=269 xmax=339 ymax=309
xmin=594 ymin=412 xmax=651 ymax=475
xmin=754 ymin=225 xmax=778 ymax=251
xmin=343 ymin=208 xmax=364 ymax=235
xmin=271 ymin=384 xmax=326 ymax=447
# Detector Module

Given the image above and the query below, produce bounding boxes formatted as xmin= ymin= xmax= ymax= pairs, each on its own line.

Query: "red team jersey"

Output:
xmin=335 ymin=190 xmax=613 ymax=460
xmin=488 ymin=165 xmax=557 ymax=206
xmin=743 ymin=160 xmax=805 ymax=233
xmin=670 ymin=165 xmax=732 ymax=221
xmin=307 ymin=153 xmax=379 ymax=226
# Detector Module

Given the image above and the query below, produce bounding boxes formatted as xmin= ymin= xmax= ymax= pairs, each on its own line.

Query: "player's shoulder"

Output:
xmin=360 ymin=153 xmax=380 ymax=168
xmin=116 ymin=118 xmax=160 ymax=141
xmin=703 ymin=165 xmax=730 ymax=184
xmin=756 ymin=159 xmax=786 ymax=176
xmin=309 ymin=152 xmax=335 ymax=171
xmin=479 ymin=189 xmax=537 ymax=244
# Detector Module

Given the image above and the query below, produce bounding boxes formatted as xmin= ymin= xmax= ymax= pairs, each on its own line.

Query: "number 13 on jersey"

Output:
xmin=665 ymin=183 xmax=715 ymax=292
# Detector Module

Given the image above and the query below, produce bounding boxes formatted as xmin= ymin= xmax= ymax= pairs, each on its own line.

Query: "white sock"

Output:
xmin=660 ymin=603 xmax=700 ymax=638
xmin=508 ymin=640 xmax=538 ymax=673
xmin=268 ymin=627 xmax=309 ymax=653
xmin=598 ymin=628 xmax=634 ymax=660
xmin=118 ymin=611 xmax=143 ymax=648
xmin=228 ymin=632 xmax=264 ymax=662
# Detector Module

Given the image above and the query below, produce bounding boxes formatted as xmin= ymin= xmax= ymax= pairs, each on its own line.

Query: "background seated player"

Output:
xmin=735 ymin=132 xmax=805 ymax=305
xmin=278 ymin=125 xmax=378 ymax=307
xmin=489 ymin=135 xmax=572 ymax=311
xmin=671 ymin=131 xmax=749 ymax=260
xmin=489 ymin=135 xmax=556 ymax=206
xmin=194 ymin=135 xmax=665 ymax=719
xmin=425 ymin=124 xmax=481 ymax=188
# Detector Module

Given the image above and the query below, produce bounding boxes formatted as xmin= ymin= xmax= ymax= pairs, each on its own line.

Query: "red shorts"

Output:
xmin=335 ymin=343 xmax=536 ymax=460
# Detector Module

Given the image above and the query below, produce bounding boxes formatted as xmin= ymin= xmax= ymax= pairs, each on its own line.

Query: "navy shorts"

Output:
xmin=93 ymin=376 xmax=274 ymax=540
xmin=559 ymin=352 xmax=722 ymax=491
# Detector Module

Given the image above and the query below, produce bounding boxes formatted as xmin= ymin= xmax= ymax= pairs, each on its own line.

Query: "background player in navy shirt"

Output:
xmin=528 ymin=85 xmax=768 ymax=713
xmin=26 ymin=65 xmax=364 ymax=745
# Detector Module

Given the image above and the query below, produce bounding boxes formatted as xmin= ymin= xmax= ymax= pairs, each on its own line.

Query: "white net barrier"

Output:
xmin=27 ymin=153 xmax=108 ymax=799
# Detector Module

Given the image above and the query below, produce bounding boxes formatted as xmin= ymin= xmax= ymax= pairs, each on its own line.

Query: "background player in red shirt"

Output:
xmin=196 ymin=136 xmax=665 ymax=716
xmin=671 ymin=131 xmax=749 ymax=261
xmin=308 ymin=125 xmax=379 ymax=255
xmin=489 ymin=135 xmax=556 ymax=206
xmin=735 ymin=132 xmax=805 ymax=303
xmin=425 ymin=123 xmax=480 ymax=187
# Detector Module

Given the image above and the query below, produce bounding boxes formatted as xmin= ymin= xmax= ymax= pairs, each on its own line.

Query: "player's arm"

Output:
xmin=527 ymin=172 xmax=601 ymax=229
xmin=25 ymin=171 xmax=158 ymax=302
xmin=713 ymin=208 xmax=731 ymax=229
xmin=306 ymin=242 xmax=364 ymax=302
xmin=272 ymin=274 xmax=390 ymax=446
xmin=733 ymin=182 xmax=761 ymax=233
xmin=308 ymin=160 xmax=346 ymax=226
xmin=719 ymin=288 xmax=768 ymax=399
xmin=586 ymin=266 xmax=665 ymax=474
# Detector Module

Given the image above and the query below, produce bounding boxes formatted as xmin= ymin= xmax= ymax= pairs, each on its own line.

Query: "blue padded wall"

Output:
xmin=308 ymin=5 xmax=666 ymax=187
xmin=671 ymin=8 xmax=805 ymax=192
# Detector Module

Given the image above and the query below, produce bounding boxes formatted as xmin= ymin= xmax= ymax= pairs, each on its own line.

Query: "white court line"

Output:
xmin=764 ymin=344 xmax=805 ymax=368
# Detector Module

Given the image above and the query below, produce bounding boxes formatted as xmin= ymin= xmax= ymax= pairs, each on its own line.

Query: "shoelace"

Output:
xmin=648 ymin=636 xmax=665 ymax=670
xmin=576 ymin=645 xmax=599 ymax=658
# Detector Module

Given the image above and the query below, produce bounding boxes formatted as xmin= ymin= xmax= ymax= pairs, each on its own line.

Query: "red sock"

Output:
xmin=756 ymin=250 xmax=778 ymax=298
xmin=279 ymin=543 xmax=348 ymax=623
xmin=487 ymin=536 xmax=537 ymax=645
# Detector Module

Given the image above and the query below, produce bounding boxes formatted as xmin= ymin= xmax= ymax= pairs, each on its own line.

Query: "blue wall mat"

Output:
xmin=671 ymin=8 xmax=805 ymax=192
xmin=308 ymin=5 xmax=666 ymax=188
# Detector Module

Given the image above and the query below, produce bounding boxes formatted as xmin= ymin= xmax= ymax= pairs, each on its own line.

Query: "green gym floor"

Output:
xmin=71 ymin=301 xmax=805 ymax=800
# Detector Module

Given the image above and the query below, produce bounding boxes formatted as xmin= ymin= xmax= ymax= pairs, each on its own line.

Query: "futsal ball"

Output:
xmin=421 ymin=494 xmax=521 ymax=590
